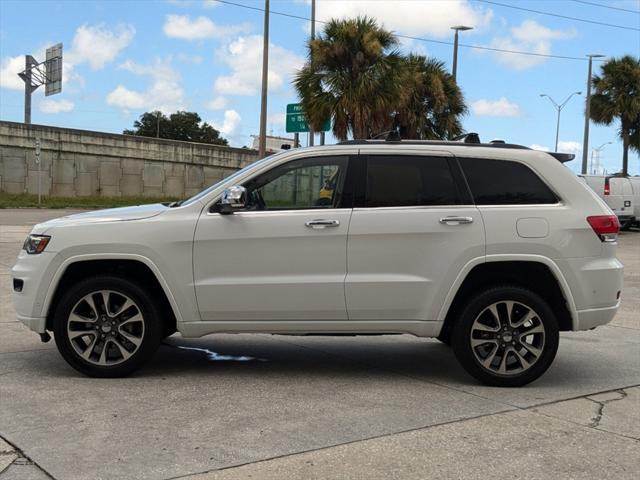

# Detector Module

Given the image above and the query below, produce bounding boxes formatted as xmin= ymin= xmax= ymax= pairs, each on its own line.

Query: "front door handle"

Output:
xmin=439 ymin=216 xmax=473 ymax=225
xmin=305 ymin=219 xmax=340 ymax=229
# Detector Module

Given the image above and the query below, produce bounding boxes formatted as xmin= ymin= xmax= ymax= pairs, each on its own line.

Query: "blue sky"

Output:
xmin=0 ymin=0 xmax=638 ymax=174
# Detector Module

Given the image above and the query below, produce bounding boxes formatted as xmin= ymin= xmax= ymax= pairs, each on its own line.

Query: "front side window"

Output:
xmin=459 ymin=157 xmax=558 ymax=205
xmin=365 ymin=155 xmax=460 ymax=207
xmin=243 ymin=156 xmax=348 ymax=210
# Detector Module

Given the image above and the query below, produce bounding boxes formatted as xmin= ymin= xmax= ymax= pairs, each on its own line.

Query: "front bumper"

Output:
xmin=16 ymin=314 xmax=47 ymax=333
xmin=11 ymin=250 xmax=62 ymax=333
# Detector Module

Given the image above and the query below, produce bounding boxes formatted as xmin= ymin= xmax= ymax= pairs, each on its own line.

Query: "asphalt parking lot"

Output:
xmin=0 ymin=209 xmax=638 ymax=480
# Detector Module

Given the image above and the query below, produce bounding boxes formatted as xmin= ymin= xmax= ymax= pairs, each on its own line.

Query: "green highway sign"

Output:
xmin=286 ymin=103 xmax=330 ymax=133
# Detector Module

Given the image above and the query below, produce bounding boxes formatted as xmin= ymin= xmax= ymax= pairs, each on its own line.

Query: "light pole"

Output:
xmin=539 ymin=91 xmax=581 ymax=152
xmin=258 ymin=0 xmax=270 ymax=158
xmin=590 ymin=141 xmax=611 ymax=174
xmin=451 ymin=25 xmax=473 ymax=82
xmin=309 ymin=0 xmax=315 ymax=147
xmin=581 ymin=53 xmax=605 ymax=174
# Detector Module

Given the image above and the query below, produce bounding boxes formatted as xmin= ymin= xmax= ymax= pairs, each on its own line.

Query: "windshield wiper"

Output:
xmin=166 ymin=200 xmax=184 ymax=208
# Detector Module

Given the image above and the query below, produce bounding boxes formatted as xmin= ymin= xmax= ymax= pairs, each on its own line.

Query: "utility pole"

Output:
xmin=258 ymin=0 xmax=270 ymax=158
xmin=156 ymin=111 xmax=160 ymax=138
xmin=308 ymin=0 xmax=316 ymax=147
xmin=451 ymin=25 xmax=473 ymax=82
xmin=539 ymin=91 xmax=582 ymax=152
xmin=581 ymin=54 xmax=605 ymax=174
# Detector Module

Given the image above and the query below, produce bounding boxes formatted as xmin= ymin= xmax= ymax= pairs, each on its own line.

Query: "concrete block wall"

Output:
xmin=0 ymin=121 xmax=260 ymax=197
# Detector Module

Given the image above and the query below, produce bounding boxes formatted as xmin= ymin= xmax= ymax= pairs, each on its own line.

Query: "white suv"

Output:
xmin=11 ymin=140 xmax=624 ymax=386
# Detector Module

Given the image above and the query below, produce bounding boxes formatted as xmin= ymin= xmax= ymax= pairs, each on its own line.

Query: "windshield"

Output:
xmin=180 ymin=153 xmax=283 ymax=207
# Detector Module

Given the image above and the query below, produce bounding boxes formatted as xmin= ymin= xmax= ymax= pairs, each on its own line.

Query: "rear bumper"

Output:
xmin=575 ymin=302 xmax=620 ymax=331
xmin=556 ymin=254 xmax=623 ymax=330
xmin=616 ymin=214 xmax=635 ymax=223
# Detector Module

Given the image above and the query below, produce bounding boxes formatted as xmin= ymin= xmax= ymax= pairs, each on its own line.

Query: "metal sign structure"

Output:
xmin=286 ymin=103 xmax=330 ymax=133
xmin=45 ymin=43 xmax=63 ymax=96
xmin=18 ymin=43 xmax=63 ymax=124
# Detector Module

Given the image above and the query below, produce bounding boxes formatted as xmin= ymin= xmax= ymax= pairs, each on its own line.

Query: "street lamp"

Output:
xmin=539 ymin=91 xmax=582 ymax=152
xmin=590 ymin=141 xmax=612 ymax=174
xmin=451 ymin=25 xmax=473 ymax=82
xmin=581 ymin=53 xmax=606 ymax=174
xmin=258 ymin=0 xmax=270 ymax=158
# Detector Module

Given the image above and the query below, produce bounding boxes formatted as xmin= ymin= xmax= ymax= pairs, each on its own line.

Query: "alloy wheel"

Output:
xmin=66 ymin=290 xmax=145 ymax=366
xmin=470 ymin=300 xmax=546 ymax=376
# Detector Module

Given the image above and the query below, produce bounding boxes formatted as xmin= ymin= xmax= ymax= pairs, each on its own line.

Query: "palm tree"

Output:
xmin=392 ymin=55 xmax=467 ymax=140
xmin=294 ymin=17 xmax=403 ymax=140
xmin=590 ymin=55 xmax=640 ymax=175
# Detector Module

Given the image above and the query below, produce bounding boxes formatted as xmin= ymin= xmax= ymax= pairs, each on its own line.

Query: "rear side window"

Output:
xmin=459 ymin=158 xmax=558 ymax=205
xmin=366 ymin=155 xmax=460 ymax=207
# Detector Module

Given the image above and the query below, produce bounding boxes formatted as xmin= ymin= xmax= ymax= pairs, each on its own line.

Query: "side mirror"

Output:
xmin=217 ymin=185 xmax=247 ymax=214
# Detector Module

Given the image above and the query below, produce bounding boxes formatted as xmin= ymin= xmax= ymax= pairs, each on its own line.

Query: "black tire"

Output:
xmin=451 ymin=285 xmax=559 ymax=387
xmin=53 ymin=275 xmax=163 ymax=377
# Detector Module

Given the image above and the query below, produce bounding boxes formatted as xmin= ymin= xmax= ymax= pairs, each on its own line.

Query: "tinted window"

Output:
xmin=459 ymin=158 xmax=558 ymax=205
xmin=243 ymin=156 xmax=348 ymax=210
xmin=365 ymin=155 xmax=460 ymax=207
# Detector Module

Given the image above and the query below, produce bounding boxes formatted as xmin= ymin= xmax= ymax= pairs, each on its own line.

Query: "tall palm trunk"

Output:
xmin=622 ymin=128 xmax=629 ymax=176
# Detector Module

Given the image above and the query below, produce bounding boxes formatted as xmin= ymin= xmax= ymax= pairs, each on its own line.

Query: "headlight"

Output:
xmin=23 ymin=235 xmax=51 ymax=254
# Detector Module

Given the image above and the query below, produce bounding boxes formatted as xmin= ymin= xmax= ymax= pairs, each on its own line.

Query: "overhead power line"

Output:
xmin=473 ymin=0 xmax=640 ymax=31
xmin=569 ymin=0 xmax=640 ymax=14
xmin=212 ymin=0 xmax=603 ymax=62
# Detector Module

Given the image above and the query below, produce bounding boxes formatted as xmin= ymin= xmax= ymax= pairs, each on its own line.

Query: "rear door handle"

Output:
xmin=305 ymin=219 xmax=340 ymax=229
xmin=439 ymin=216 xmax=473 ymax=225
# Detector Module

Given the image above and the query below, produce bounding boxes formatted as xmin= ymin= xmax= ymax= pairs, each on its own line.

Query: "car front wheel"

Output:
xmin=451 ymin=286 xmax=559 ymax=387
xmin=53 ymin=275 xmax=162 ymax=377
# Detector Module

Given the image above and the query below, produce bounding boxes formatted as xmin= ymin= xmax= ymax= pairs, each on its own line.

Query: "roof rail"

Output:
xmin=335 ymin=136 xmax=575 ymax=163
xmin=336 ymin=139 xmax=530 ymax=150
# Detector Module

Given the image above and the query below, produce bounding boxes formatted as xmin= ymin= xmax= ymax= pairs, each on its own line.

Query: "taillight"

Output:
xmin=604 ymin=178 xmax=610 ymax=195
xmin=587 ymin=215 xmax=619 ymax=242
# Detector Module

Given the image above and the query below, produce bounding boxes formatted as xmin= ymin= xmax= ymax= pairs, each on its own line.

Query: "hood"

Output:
xmin=34 ymin=203 xmax=168 ymax=232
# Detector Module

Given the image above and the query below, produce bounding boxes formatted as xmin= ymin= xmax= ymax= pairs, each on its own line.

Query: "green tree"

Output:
xmin=392 ymin=55 xmax=467 ymax=140
xmin=294 ymin=17 xmax=404 ymax=140
xmin=124 ymin=111 xmax=228 ymax=146
xmin=590 ymin=55 xmax=640 ymax=175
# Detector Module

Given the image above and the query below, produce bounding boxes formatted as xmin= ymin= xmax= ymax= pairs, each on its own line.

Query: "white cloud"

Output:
xmin=207 ymin=95 xmax=228 ymax=110
xmin=106 ymin=58 xmax=185 ymax=113
xmin=39 ymin=98 xmax=75 ymax=113
xmin=68 ymin=24 xmax=135 ymax=70
xmin=163 ymin=15 xmax=249 ymax=40
xmin=268 ymin=113 xmax=285 ymax=129
xmin=0 ymin=55 xmax=25 ymax=90
xmin=489 ymin=20 xmax=576 ymax=70
xmin=471 ymin=97 xmax=523 ymax=117
xmin=557 ymin=141 xmax=582 ymax=153
xmin=213 ymin=109 xmax=241 ymax=135
xmin=530 ymin=144 xmax=550 ymax=152
xmin=316 ymin=0 xmax=492 ymax=38
xmin=176 ymin=53 xmax=204 ymax=64
xmin=213 ymin=35 xmax=304 ymax=96
xmin=202 ymin=0 xmax=220 ymax=7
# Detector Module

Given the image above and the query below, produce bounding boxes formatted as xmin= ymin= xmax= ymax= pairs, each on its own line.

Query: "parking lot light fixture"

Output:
xmin=451 ymin=25 xmax=473 ymax=82
xmin=539 ymin=91 xmax=582 ymax=152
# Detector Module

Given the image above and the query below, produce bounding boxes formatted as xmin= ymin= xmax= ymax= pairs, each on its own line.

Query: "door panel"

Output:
xmin=193 ymin=155 xmax=352 ymax=321
xmin=345 ymin=151 xmax=485 ymax=321
xmin=346 ymin=206 xmax=484 ymax=320
xmin=194 ymin=209 xmax=352 ymax=320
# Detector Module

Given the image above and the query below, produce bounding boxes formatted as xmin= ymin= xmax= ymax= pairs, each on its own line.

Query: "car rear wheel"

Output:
xmin=451 ymin=286 xmax=559 ymax=387
xmin=53 ymin=275 xmax=162 ymax=377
